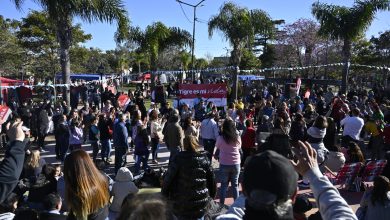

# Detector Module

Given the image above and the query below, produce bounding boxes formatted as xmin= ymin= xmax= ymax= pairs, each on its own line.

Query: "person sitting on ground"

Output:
xmin=345 ymin=142 xmax=365 ymax=164
xmin=0 ymin=193 xmax=19 ymax=220
xmin=306 ymin=116 xmax=329 ymax=164
xmin=322 ymin=145 xmax=346 ymax=173
xmin=289 ymin=113 xmax=307 ymax=143
xmin=22 ymin=150 xmax=46 ymax=180
xmin=162 ymin=135 xmax=216 ymax=219
xmin=216 ymin=141 xmax=357 ymax=220
xmin=359 ymin=175 xmax=390 ymax=220
xmin=39 ymin=193 xmax=66 ymax=220
xmin=26 ymin=164 xmax=57 ymax=209
xmin=110 ymin=167 xmax=139 ymax=212
xmin=117 ymin=193 xmax=176 ymax=220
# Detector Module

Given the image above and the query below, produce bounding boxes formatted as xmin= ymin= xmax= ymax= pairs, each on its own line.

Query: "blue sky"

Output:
xmin=1 ymin=0 xmax=390 ymax=58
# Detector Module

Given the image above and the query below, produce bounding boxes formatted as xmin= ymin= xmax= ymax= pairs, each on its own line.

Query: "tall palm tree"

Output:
xmin=312 ymin=0 xmax=389 ymax=93
xmin=12 ymin=0 xmax=129 ymax=106
xmin=208 ymin=2 xmax=275 ymax=100
xmin=128 ymin=22 xmax=192 ymax=87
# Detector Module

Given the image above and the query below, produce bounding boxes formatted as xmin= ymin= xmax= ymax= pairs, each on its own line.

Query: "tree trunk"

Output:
xmin=341 ymin=39 xmax=352 ymax=94
xmin=57 ymin=17 xmax=72 ymax=110
xmin=150 ymin=53 xmax=157 ymax=89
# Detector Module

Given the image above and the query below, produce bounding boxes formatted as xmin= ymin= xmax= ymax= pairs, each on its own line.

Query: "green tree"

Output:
xmin=239 ymin=48 xmax=261 ymax=70
xmin=0 ymin=15 xmax=23 ymax=76
xmin=17 ymin=10 xmax=92 ymax=78
xmin=195 ymin=58 xmax=208 ymax=69
xmin=131 ymin=51 xmax=149 ymax=73
xmin=208 ymin=2 xmax=274 ymax=99
xmin=12 ymin=0 xmax=129 ymax=107
xmin=127 ymin=22 xmax=192 ymax=86
xmin=312 ymin=0 xmax=390 ymax=93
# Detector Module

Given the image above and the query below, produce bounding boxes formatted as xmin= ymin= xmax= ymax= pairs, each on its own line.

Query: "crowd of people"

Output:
xmin=0 ymin=79 xmax=389 ymax=220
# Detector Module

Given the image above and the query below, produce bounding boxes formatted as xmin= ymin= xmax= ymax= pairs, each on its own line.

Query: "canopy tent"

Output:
xmin=55 ymin=73 xmax=105 ymax=81
xmin=238 ymin=75 xmax=265 ymax=81
xmin=0 ymin=77 xmax=27 ymax=85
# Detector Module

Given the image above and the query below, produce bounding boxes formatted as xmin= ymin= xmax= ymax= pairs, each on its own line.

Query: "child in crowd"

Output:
xmin=110 ymin=167 xmax=139 ymax=212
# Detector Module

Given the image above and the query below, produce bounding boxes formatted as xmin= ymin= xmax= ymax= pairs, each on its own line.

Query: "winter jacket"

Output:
xmin=110 ymin=167 xmax=139 ymax=212
xmin=307 ymin=127 xmax=328 ymax=163
xmin=162 ymin=150 xmax=216 ymax=219
xmin=163 ymin=122 xmax=184 ymax=149
xmin=0 ymin=140 xmax=27 ymax=203
xmin=113 ymin=121 xmax=129 ymax=148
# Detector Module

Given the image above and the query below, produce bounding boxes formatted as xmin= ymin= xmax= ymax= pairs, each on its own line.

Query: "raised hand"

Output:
xmin=290 ymin=141 xmax=318 ymax=176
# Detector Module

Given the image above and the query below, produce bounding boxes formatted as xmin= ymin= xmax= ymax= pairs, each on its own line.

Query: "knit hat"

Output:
xmin=244 ymin=150 xmax=298 ymax=208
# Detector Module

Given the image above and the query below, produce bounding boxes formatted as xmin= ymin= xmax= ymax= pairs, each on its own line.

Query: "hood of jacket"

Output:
xmin=115 ymin=167 xmax=134 ymax=182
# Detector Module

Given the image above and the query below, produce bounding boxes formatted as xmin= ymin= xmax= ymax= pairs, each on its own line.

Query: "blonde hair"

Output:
xmin=183 ymin=135 xmax=199 ymax=152
xmin=64 ymin=150 xmax=109 ymax=220
xmin=25 ymin=150 xmax=40 ymax=168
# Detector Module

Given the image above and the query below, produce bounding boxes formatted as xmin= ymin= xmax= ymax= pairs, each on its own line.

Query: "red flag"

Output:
xmin=0 ymin=105 xmax=12 ymax=123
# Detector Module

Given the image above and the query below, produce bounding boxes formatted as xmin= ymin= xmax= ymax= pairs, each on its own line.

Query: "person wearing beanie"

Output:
xmin=216 ymin=141 xmax=357 ymax=220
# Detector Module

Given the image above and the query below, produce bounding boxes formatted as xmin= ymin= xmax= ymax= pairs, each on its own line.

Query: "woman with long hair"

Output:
xmin=182 ymin=116 xmax=199 ymax=138
xmin=64 ymin=150 xmax=110 ymax=220
xmin=162 ymin=135 xmax=216 ymax=219
xmin=360 ymin=175 xmax=390 ymax=220
xmin=346 ymin=142 xmax=365 ymax=163
xmin=149 ymin=110 xmax=165 ymax=164
xmin=23 ymin=150 xmax=46 ymax=179
xmin=216 ymin=119 xmax=241 ymax=204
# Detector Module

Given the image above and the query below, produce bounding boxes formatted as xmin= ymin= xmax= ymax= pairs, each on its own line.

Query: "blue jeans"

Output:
xmin=101 ymin=139 xmax=111 ymax=161
xmin=168 ymin=146 xmax=181 ymax=164
xmin=219 ymin=164 xmax=240 ymax=205
xmin=151 ymin=138 xmax=160 ymax=160
xmin=134 ymin=153 xmax=150 ymax=174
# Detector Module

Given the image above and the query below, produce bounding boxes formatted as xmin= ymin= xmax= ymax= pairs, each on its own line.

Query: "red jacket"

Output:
xmin=241 ymin=127 xmax=256 ymax=149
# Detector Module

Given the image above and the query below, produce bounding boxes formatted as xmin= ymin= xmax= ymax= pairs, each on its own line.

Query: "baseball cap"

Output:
xmin=244 ymin=150 xmax=298 ymax=208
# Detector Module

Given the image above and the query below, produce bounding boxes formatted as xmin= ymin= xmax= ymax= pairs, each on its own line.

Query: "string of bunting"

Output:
xmin=151 ymin=66 xmax=235 ymax=75
xmin=240 ymin=62 xmax=390 ymax=74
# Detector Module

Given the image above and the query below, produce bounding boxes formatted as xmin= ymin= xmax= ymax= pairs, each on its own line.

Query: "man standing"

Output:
xmin=340 ymin=108 xmax=364 ymax=148
xmin=163 ymin=110 xmax=184 ymax=163
xmin=200 ymin=113 xmax=220 ymax=161
xmin=37 ymin=103 xmax=49 ymax=152
xmin=113 ymin=114 xmax=129 ymax=174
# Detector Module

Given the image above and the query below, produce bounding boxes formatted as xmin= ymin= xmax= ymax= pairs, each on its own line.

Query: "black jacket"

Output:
xmin=0 ymin=140 xmax=27 ymax=203
xmin=67 ymin=205 xmax=109 ymax=220
xmin=162 ymin=151 xmax=216 ymax=219
xmin=40 ymin=212 xmax=67 ymax=220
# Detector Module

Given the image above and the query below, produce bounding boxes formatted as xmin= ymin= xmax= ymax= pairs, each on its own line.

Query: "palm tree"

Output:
xmin=208 ymin=2 xmax=275 ymax=100
xmin=12 ymin=0 xmax=129 ymax=107
xmin=312 ymin=0 xmax=389 ymax=93
xmin=128 ymin=22 xmax=192 ymax=87
xmin=132 ymin=51 xmax=148 ymax=73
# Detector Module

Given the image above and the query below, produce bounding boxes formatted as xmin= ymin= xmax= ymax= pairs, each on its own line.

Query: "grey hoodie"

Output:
xmin=110 ymin=167 xmax=139 ymax=212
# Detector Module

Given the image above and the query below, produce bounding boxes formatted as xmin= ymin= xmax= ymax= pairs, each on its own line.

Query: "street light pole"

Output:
xmin=177 ymin=0 xmax=205 ymax=82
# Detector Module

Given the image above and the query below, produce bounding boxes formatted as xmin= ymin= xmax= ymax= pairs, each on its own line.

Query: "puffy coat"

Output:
xmin=162 ymin=150 xmax=216 ymax=219
xmin=110 ymin=167 xmax=139 ymax=212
